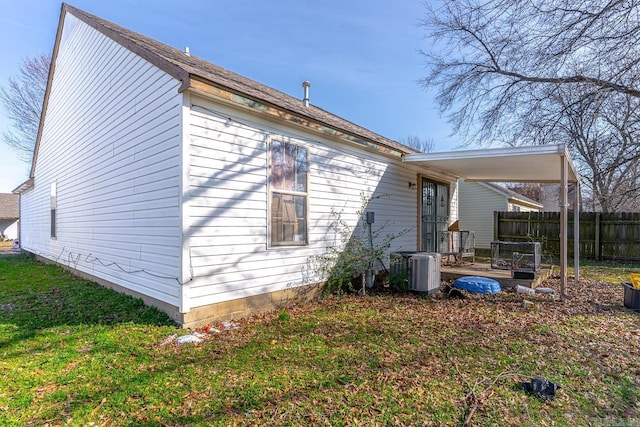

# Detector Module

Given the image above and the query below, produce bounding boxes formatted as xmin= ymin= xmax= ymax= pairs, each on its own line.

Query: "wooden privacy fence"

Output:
xmin=494 ymin=211 xmax=640 ymax=261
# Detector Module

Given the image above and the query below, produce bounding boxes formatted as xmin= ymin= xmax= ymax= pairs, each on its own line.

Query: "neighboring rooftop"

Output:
xmin=0 ymin=193 xmax=19 ymax=219
xmin=481 ymin=182 xmax=543 ymax=208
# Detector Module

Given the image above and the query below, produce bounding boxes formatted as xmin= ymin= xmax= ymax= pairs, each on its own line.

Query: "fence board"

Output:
xmin=495 ymin=211 xmax=640 ymax=261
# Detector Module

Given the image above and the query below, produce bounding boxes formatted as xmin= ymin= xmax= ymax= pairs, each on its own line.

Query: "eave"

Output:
xmin=187 ymin=77 xmax=409 ymax=158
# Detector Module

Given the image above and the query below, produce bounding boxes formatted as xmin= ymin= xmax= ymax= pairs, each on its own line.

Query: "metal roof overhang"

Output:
xmin=403 ymin=143 xmax=580 ymax=298
xmin=402 ymin=143 xmax=579 ymax=183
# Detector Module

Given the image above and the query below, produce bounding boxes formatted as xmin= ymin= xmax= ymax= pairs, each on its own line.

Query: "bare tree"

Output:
xmin=559 ymin=91 xmax=640 ymax=212
xmin=400 ymin=134 xmax=434 ymax=153
xmin=0 ymin=54 xmax=51 ymax=162
xmin=420 ymin=0 xmax=640 ymax=212
xmin=507 ymin=183 xmax=546 ymax=204
xmin=517 ymin=82 xmax=640 ymax=211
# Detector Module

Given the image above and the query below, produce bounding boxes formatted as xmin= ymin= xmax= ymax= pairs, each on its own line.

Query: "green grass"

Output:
xmin=475 ymin=250 xmax=637 ymax=286
xmin=0 ymin=253 xmax=638 ymax=426
xmin=570 ymin=259 xmax=638 ymax=284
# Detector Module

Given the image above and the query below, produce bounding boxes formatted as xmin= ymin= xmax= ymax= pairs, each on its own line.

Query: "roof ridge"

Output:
xmin=62 ymin=4 xmax=417 ymax=155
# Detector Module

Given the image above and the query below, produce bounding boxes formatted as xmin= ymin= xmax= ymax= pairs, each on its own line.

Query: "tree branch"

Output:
xmin=490 ymin=69 xmax=640 ymax=98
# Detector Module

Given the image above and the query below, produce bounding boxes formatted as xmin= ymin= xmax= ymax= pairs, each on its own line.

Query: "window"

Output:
xmin=269 ymin=140 xmax=308 ymax=246
xmin=50 ymin=182 xmax=57 ymax=238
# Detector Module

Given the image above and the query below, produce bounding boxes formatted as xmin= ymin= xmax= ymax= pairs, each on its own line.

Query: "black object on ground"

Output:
xmin=513 ymin=271 xmax=535 ymax=280
xmin=521 ymin=377 xmax=560 ymax=402
xmin=622 ymin=282 xmax=640 ymax=311
xmin=442 ymin=284 xmax=466 ymax=299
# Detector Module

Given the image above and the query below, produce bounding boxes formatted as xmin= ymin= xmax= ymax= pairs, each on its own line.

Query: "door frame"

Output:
xmin=417 ymin=174 xmax=451 ymax=252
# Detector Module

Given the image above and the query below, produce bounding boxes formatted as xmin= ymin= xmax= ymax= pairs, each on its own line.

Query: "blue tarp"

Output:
xmin=453 ymin=276 xmax=501 ymax=294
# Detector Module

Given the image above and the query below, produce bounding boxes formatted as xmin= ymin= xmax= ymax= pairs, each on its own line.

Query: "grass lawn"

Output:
xmin=0 ymin=254 xmax=638 ymax=426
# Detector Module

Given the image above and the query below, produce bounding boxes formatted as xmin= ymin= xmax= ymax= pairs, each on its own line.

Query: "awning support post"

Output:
xmin=574 ymin=180 xmax=580 ymax=282
xmin=560 ymin=154 xmax=568 ymax=299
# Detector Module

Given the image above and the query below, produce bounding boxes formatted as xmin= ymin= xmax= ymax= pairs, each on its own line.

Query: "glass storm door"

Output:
xmin=421 ymin=178 xmax=449 ymax=252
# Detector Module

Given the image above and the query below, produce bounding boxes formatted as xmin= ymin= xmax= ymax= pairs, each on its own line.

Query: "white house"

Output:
xmin=0 ymin=193 xmax=19 ymax=240
xmin=458 ymin=181 xmax=543 ymax=249
xmin=15 ymin=4 xmax=459 ymax=327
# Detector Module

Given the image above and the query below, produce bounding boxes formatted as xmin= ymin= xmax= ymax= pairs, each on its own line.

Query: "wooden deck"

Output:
xmin=440 ymin=261 xmax=552 ymax=289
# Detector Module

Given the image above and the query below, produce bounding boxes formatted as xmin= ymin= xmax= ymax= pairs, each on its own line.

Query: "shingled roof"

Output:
xmin=0 ymin=193 xmax=19 ymax=220
xmin=481 ymin=182 xmax=543 ymax=208
xmin=61 ymin=4 xmax=415 ymax=157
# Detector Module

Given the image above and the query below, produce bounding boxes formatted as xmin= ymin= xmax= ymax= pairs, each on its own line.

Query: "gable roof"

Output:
xmin=22 ymin=3 xmax=417 ymax=187
xmin=0 ymin=193 xmax=19 ymax=219
xmin=479 ymin=182 xmax=543 ymax=209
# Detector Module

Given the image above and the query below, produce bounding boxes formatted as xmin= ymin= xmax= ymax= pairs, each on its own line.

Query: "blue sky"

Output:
xmin=0 ymin=0 xmax=457 ymax=193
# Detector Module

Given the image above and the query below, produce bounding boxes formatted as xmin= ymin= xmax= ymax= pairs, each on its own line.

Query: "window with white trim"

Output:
xmin=269 ymin=140 xmax=308 ymax=246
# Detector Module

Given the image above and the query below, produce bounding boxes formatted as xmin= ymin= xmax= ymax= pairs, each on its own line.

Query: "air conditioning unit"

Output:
xmin=409 ymin=253 xmax=441 ymax=294
xmin=389 ymin=251 xmax=417 ymax=276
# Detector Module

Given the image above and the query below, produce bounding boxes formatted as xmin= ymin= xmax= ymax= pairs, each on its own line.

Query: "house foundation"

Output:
xmin=33 ymin=253 xmax=324 ymax=328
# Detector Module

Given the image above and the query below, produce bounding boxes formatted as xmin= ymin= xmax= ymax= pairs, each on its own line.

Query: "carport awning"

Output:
xmin=402 ymin=143 xmax=579 ymax=183
xmin=403 ymin=143 xmax=580 ymax=299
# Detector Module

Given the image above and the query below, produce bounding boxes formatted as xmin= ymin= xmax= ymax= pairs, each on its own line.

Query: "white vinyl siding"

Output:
xmin=19 ymin=16 xmax=184 ymax=307
xmin=459 ymin=181 xmax=542 ymax=249
xmin=458 ymin=181 xmax=507 ymax=249
xmin=184 ymin=97 xmax=453 ymax=309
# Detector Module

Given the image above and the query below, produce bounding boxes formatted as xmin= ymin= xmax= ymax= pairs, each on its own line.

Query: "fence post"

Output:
xmin=494 ymin=211 xmax=499 ymax=242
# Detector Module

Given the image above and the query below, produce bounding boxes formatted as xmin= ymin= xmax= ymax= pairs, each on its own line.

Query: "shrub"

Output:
xmin=309 ymin=193 xmax=411 ymax=295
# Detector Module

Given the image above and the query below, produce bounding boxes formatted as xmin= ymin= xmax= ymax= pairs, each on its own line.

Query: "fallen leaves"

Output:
xmin=142 ymin=275 xmax=639 ymax=424
xmin=4 ymin=258 xmax=639 ymax=426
